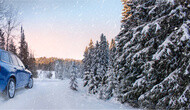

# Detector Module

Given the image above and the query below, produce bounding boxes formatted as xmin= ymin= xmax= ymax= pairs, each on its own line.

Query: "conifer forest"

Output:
xmin=83 ymin=0 xmax=190 ymax=109
xmin=0 ymin=0 xmax=189 ymax=109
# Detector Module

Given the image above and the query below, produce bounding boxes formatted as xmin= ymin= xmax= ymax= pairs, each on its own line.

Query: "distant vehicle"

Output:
xmin=0 ymin=49 xmax=33 ymax=98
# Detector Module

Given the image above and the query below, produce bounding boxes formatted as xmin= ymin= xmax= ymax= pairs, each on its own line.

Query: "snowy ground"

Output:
xmin=0 ymin=79 xmax=137 ymax=110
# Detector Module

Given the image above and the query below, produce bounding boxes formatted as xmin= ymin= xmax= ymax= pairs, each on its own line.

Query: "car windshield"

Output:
xmin=10 ymin=54 xmax=19 ymax=66
xmin=16 ymin=57 xmax=25 ymax=68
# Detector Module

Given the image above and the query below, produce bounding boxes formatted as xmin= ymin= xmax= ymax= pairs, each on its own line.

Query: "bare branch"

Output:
xmin=2 ymin=5 xmax=20 ymax=51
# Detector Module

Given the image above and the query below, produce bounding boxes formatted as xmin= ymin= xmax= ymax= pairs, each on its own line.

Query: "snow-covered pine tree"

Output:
xmin=99 ymin=34 xmax=109 ymax=77
xmin=0 ymin=29 xmax=5 ymax=50
xmin=83 ymin=35 xmax=110 ymax=96
xmin=9 ymin=39 xmax=17 ymax=55
xmin=70 ymin=62 xmax=78 ymax=91
xmin=102 ymin=39 xmax=117 ymax=100
xmin=115 ymin=0 xmax=190 ymax=109
xmin=98 ymin=34 xmax=110 ymax=99
xmin=83 ymin=39 xmax=94 ymax=87
xmin=138 ymin=1 xmax=190 ymax=108
xmin=88 ymin=41 xmax=100 ymax=94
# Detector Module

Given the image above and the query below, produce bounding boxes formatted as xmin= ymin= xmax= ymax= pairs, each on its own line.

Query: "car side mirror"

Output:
xmin=25 ymin=65 xmax=29 ymax=69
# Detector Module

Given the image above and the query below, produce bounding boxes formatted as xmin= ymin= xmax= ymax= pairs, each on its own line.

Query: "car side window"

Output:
xmin=10 ymin=54 xmax=19 ymax=66
xmin=16 ymin=57 xmax=25 ymax=68
xmin=1 ymin=52 xmax=11 ymax=63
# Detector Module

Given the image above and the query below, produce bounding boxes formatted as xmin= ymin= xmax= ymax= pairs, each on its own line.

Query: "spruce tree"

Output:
xmin=115 ymin=0 xmax=190 ymax=109
xmin=83 ymin=40 xmax=94 ymax=87
xmin=83 ymin=35 xmax=111 ymax=98
xmin=70 ymin=62 xmax=78 ymax=91
xmin=89 ymin=41 xmax=101 ymax=94
xmin=98 ymin=34 xmax=109 ymax=77
xmin=19 ymin=26 xmax=29 ymax=67
xmin=98 ymin=34 xmax=109 ymax=99
xmin=103 ymin=39 xmax=117 ymax=100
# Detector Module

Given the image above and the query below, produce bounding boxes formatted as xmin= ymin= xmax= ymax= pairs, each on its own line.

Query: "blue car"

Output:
xmin=0 ymin=49 xmax=33 ymax=98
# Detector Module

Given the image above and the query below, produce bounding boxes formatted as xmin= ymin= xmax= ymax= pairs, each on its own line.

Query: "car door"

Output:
xmin=16 ymin=56 xmax=29 ymax=86
xmin=9 ymin=54 xmax=24 ymax=88
xmin=0 ymin=52 xmax=14 ymax=91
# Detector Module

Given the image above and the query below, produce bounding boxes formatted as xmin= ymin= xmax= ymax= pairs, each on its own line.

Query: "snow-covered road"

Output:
xmin=0 ymin=79 xmax=135 ymax=110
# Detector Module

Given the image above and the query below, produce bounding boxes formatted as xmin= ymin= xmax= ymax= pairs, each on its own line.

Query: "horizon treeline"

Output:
xmin=36 ymin=57 xmax=83 ymax=79
xmin=82 ymin=0 xmax=189 ymax=109
xmin=36 ymin=57 xmax=82 ymax=70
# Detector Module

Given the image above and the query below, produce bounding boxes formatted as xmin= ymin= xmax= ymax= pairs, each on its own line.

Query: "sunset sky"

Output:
xmin=7 ymin=0 xmax=122 ymax=60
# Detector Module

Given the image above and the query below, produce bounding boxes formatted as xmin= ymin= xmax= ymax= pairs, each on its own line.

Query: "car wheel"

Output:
xmin=27 ymin=77 xmax=33 ymax=89
xmin=7 ymin=78 xmax=16 ymax=98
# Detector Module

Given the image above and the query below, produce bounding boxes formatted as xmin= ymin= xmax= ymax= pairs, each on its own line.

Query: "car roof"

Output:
xmin=0 ymin=49 xmax=6 ymax=53
xmin=0 ymin=49 xmax=14 ymax=55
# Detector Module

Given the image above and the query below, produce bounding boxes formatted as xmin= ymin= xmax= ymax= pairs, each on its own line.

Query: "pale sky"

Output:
xmin=6 ymin=0 xmax=122 ymax=60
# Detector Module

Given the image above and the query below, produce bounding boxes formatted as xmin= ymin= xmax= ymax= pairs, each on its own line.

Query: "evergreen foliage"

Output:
xmin=54 ymin=59 xmax=82 ymax=80
xmin=121 ymin=0 xmax=132 ymax=23
xmin=70 ymin=62 xmax=78 ymax=91
xmin=103 ymin=39 xmax=117 ymax=100
xmin=83 ymin=0 xmax=190 ymax=109
xmin=83 ymin=39 xmax=95 ymax=87
xmin=18 ymin=26 xmax=37 ymax=77
xmin=82 ymin=34 xmax=110 ymax=98
xmin=9 ymin=39 xmax=17 ymax=55
xmin=115 ymin=0 xmax=190 ymax=109
xmin=19 ymin=26 xmax=29 ymax=66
